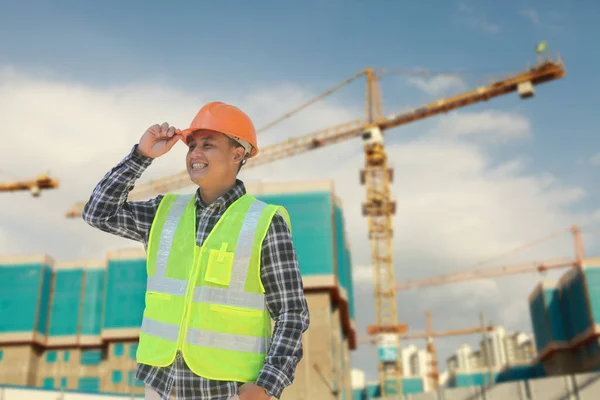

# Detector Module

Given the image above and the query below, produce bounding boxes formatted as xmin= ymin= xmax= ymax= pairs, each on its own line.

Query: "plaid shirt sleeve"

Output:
xmin=81 ymin=144 xmax=162 ymax=243
xmin=256 ymin=213 xmax=310 ymax=399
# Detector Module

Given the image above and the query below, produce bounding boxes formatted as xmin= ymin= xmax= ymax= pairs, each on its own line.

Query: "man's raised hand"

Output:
xmin=137 ymin=122 xmax=181 ymax=158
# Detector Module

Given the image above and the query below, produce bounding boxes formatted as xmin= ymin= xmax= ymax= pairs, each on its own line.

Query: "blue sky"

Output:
xmin=2 ymin=0 xmax=597 ymax=193
xmin=1 ymin=0 xmax=599 ymax=386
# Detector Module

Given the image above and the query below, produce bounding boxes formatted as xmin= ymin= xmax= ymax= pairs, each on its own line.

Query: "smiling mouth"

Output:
xmin=191 ymin=162 xmax=207 ymax=170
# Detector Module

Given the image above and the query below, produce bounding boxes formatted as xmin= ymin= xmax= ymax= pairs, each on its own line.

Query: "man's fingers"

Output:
xmin=147 ymin=123 xmax=177 ymax=140
xmin=167 ymin=133 xmax=180 ymax=148
xmin=148 ymin=124 xmax=160 ymax=136
xmin=160 ymin=122 xmax=169 ymax=136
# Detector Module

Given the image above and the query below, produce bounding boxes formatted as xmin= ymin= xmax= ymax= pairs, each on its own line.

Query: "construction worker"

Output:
xmin=82 ymin=101 xmax=310 ymax=400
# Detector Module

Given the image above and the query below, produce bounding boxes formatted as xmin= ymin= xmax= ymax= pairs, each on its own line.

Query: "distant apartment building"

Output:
xmin=447 ymin=344 xmax=483 ymax=373
xmin=446 ymin=327 xmax=537 ymax=374
xmin=401 ymin=345 xmax=432 ymax=376
xmin=505 ymin=331 xmax=537 ymax=365
xmin=400 ymin=344 xmax=433 ymax=392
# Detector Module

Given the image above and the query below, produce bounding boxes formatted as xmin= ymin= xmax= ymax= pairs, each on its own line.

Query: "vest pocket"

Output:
xmin=204 ymin=248 xmax=235 ymax=286
xmin=209 ymin=303 xmax=262 ymax=316
xmin=146 ymin=292 xmax=171 ymax=300
xmin=208 ymin=304 xmax=265 ymax=334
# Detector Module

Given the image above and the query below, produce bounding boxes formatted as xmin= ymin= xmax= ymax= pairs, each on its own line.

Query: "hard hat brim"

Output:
xmin=177 ymin=128 xmax=258 ymax=158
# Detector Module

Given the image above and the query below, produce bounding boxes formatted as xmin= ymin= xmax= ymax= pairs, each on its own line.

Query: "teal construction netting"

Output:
xmin=48 ymin=269 xmax=84 ymax=336
xmin=37 ymin=266 xmax=52 ymax=335
xmin=529 ymin=290 xmax=550 ymax=352
xmin=0 ymin=263 xmax=45 ymax=333
xmin=80 ymin=269 xmax=105 ymax=336
xmin=256 ymin=191 xmax=336 ymax=276
xmin=565 ymin=270 xmax=592 ymax=338
xmin=103 ymin=259 xmax=146 ymax=329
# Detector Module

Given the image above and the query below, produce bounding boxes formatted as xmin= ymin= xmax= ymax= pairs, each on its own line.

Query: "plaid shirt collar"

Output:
xmin=194 ymin=179 xmax=246 ymax=212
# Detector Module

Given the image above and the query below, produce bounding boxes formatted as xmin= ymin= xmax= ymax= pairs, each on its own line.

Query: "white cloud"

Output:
xmin=407 ymin=75 xmax=467 ymax=97
xmin=520 ymin=9 xmax=540 ymax=25
xmin=0 ymin=65 xmax=594 ymax=381
xmin=518 ymin=8 xmax=565 ymax=33
xmin=432 ymin=110 xmax=532 ymax=142
xmin=456 ymin=2 xmax=500 ymax=34
xmin=590 ymin=153 xmax=600 ymax=166
xmin=352 ymin=265 xmax=374 ymax=285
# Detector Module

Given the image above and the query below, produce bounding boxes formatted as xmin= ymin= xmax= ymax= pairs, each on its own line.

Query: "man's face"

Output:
xmin=185 ymin=130 xmax=244 ymax=186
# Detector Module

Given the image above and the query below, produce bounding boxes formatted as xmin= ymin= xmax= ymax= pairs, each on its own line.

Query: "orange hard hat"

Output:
xmin=178 ymin=101 xmax=258 ymax=158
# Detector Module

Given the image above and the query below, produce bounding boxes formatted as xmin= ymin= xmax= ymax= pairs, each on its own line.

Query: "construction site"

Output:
xmin=2 ymin=47 xmax=600 ymax=400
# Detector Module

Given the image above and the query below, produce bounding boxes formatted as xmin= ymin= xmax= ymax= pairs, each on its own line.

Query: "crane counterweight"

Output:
xmin=518 ymin=81 xmax=535 ymax=98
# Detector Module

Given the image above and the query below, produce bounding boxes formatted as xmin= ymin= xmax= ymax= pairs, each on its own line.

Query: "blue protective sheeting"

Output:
xmin=346 ymin=248 xmax=355 ymax=319
xmin=563 ymin=272 xmax=590 ymax=339
xmin=255 ymin=191 xmax=336 ymax=277
xmin=0 ymin=264 xmax=43 ymax=333
xmin=529 ymin=290 xmax=549 ymax=352
xmin=544 ymin=288 xmax=569 ymax=342
xmin=496 ymin=363 xmax=546 ymax=382
xmin=49 ymin=269 xmax=84 ymax=336
xmin=80 ymin=269 xmax=105 ymax=336
xmin=335 ymin=205 xmax=348 ymax=292
xmin=584 ymin=268 xmax=600 ymax=326
xmin=360 ymin=379 xmax=425 ymax=398
xmin=403 ymin=378 xmax=424 ymax=394
xmin=37 ymin=266 xmax=53 ymax=335
xmin=529 ymin=265 xmax=600 ymax=363
xmin=448 ymin=364 xmax=546 ymax=389
xmin=103 ymin=259 xmax=146 ymax=330
xmin=255 ymin=190 xmax=357 ymax=342
xmin=528 ymin=283 xmax=569 ymax=356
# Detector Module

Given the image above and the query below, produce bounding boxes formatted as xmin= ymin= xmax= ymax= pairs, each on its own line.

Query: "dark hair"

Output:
xmin=228 ymin=137 xmax=247 ymax=173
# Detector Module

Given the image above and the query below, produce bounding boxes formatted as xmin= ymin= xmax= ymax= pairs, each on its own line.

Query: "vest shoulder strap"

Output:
xmin=147 ymin=193 xmax=195 ymax=275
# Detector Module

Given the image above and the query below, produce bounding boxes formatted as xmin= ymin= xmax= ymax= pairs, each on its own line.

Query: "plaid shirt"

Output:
xmin=82 ymin=145 xmax=310 ymax=400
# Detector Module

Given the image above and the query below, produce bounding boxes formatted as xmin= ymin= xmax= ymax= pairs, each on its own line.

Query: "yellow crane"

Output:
xmin=358 ymin=311 xmax=496 ymax=392
xmin=65 ymin=53 xmax=566 ymax=397
xmin=0 ymin=174 xmax=59 ymax=197
xmin=394 ymin=224 xmax=585 ymax=291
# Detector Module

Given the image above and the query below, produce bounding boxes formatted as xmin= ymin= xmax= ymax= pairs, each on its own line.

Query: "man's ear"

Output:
xmin=232 ymin=147 xmax=246 ymax=163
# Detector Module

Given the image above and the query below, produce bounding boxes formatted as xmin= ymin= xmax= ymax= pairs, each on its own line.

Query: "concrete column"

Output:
xmin=306 ymin=292 xmax=335 ymax=400
xmin=0 ymin=345 xmax=38 ymax=386
xmin=341 ymin=336 xmax=352 ymax=400
xmin=331 ymin=304 xmax=342 ymax=399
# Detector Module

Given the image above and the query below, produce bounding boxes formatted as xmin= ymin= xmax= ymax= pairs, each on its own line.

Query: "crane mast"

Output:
xmin=361 ymin=68 xmax=404 ymax=395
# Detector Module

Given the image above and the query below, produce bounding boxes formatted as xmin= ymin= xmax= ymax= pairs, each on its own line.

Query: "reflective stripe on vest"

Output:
xmin=140 ymin=195 xmax=269 ymax=353
xmin=140 ymin=320 xmax=268 ymax=353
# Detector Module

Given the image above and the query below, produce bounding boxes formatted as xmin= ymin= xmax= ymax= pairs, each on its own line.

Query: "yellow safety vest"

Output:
xmin=136 ymin=192 xmax=291 ymax=383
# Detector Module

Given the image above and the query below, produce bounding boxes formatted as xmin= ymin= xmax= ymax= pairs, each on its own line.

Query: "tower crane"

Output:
xmin=357 ymin=311 xmax=495 ymax=392
xmin=394 ymin=224 xmax=585 ymax=292
xmin=65 ymin=54 xmax=566 ymax=397
xmin=0 ymin=174 xmax=59 ymax=197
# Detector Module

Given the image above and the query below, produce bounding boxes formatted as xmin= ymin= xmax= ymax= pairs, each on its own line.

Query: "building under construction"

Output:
xmin=528 ymin=258 xmax=600 ymax=376
xmin=0 ymin=180 xmax=358 ymax=400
